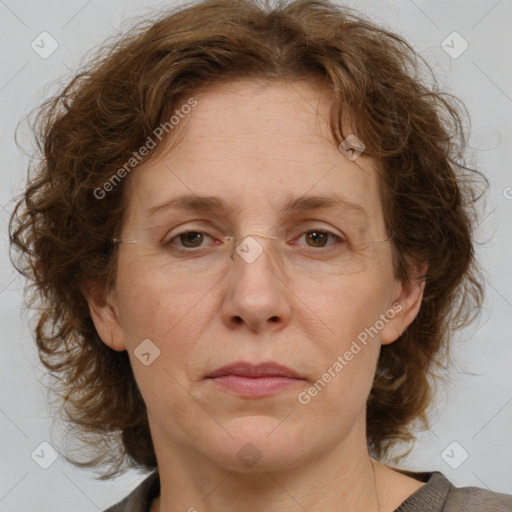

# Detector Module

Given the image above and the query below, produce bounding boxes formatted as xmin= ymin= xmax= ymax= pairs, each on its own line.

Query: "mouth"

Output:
xmin=206 ymin=362 xmax=306 ymax=397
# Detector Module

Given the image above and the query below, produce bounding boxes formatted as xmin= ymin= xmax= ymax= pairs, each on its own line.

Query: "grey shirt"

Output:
xmin=104 ymin=469 xmax=512 ymax=511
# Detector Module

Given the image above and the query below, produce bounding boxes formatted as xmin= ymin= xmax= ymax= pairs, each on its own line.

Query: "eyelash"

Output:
xmin=162 ymin=229 xmax=345 ymax=252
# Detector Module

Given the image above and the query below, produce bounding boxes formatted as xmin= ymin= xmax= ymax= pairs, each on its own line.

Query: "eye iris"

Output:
xmin=181 ymin=232 xmax=203 ymax=248
xmin=306 ymin=231 xmax=328 ymax=247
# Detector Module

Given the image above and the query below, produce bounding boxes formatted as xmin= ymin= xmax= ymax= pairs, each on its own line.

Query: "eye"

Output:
xmin=161 ymin=228 xmax=344 ymax=251
xmin=163 ymin=231 xmax=218 ymax=249
xmin=294 ymin=229 xmax=344 ymax=248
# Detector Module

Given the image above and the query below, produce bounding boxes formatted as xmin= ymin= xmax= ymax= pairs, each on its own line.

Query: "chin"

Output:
xmin=203 ymin=418 xmax=312 ymax=473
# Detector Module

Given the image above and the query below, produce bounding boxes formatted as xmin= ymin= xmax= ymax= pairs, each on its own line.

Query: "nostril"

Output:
xmin=269 ymin=316 xmax=279 ymax=323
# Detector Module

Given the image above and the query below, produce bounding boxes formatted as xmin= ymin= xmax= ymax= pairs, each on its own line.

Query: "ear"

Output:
xmin=381 ymin=262 xmax=427 ymax=345
xmin=83 ymin=280 xmax=127 ymax=352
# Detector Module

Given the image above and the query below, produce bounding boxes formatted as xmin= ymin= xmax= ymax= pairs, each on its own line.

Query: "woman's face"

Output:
xmin=91 ymin=78 xmax=422 ymax=472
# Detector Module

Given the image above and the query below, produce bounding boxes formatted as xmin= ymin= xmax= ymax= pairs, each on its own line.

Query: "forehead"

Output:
xmin=124 ymin=79 xmax=384 ymax=227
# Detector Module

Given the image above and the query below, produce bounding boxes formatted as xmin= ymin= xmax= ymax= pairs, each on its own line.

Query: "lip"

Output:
xmin=206 ymin=362 xmax=305 ymax=397
xmin=207 ymin=361 xmax=302 ymax=379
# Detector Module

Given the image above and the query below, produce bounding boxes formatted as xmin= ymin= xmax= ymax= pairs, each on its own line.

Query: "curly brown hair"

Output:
xmin=9 ymin=0 xmax=486 ymax=478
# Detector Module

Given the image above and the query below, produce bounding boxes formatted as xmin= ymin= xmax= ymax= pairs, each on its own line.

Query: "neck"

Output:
xmin=150 ymin=423 xmax=385 ymax=512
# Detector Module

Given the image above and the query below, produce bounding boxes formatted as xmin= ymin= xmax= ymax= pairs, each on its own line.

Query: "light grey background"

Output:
xmin=1 ymin=0 xmax=511 ymax=510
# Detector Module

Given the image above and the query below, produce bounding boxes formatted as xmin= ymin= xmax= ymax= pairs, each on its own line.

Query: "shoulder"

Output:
xmin=444 ymin=476 xmax=512 ymax=511
xmin=103 ymin=470 xmax=160 ymax=512
xmin=396 ymin=470 xmax=512 ymax=512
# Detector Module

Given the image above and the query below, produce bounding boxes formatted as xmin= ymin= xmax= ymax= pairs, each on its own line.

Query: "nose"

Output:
xmin=220 ymin=234 xmax=292 ymax=332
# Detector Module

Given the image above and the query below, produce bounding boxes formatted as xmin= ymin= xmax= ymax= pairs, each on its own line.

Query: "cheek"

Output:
xmin=113 ymin=268 xmax=209 ymax=409
xmin=296 ymin=281 xmax=384 ymax=418
xmin=299 ymin=270 xmax=392 ymax=346
xmin=294 ymin=271 xmax=392 ymax=406
xmin=113 ymin=259 xmax=210 ymax=349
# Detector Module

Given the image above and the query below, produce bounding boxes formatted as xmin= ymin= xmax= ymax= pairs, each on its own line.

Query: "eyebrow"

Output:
xmin=147 ymin=193 xmax=369 ymax=218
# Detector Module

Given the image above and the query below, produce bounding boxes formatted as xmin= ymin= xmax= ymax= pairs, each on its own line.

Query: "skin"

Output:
xmin=88 ymin=78 xmax=427 ymax=511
